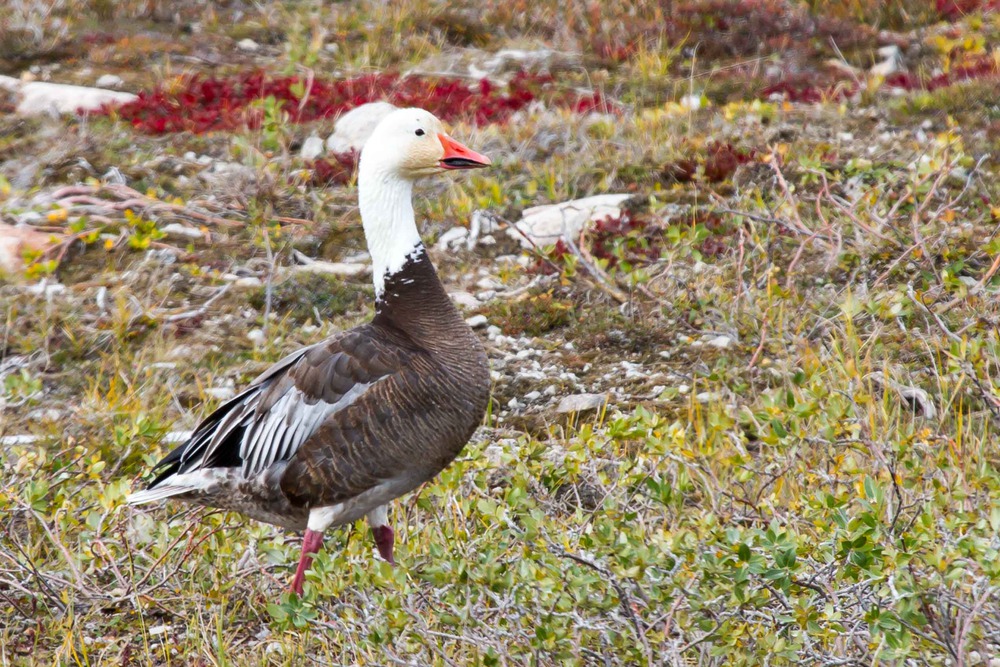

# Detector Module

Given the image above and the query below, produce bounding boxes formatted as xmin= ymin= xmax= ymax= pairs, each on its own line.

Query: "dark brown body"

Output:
xmin=139 ymin=247 xmax=490 ymax=531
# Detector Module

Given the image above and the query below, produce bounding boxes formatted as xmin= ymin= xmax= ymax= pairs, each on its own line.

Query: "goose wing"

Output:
xmin=145 ymin=327 xmax=410 ymax=488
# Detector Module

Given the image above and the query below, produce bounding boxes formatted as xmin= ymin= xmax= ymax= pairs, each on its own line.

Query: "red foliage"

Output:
xmin=663 ymin=141 xmax=757 ymax=184
xmin=760 ymin=77 xmax=856 ymax=103
xmin=936 ymin=0 xmax=1000 ymax=20
xmin=883 ymin=55 xmax=1000 ymax=92
xmin=308 ymin=151 xmax=358 ymax=186
xmin=926 ymin=55 xmax=1000 ymax=90
xmin=95 ymin=70 xmax=612 ymax=135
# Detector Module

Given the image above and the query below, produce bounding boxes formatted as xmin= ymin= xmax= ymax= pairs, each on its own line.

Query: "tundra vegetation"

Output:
xmin=2 ymin=0 xmax=1000 ymax=664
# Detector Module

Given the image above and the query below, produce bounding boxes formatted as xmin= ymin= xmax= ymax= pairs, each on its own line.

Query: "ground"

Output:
xmin=2 ymin=0 xmax=1000 ymax=665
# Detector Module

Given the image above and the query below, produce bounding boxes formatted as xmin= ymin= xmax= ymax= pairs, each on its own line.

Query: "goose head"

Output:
xmin=357 ymin=108 xmax=492 ymax=298
xmin=359 ymin=108 xmax=491 ymax=180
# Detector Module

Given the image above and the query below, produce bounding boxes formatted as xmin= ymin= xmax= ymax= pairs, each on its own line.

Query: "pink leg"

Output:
xmin=371 ymin=525 xmax=395 ymax=565
xmin=290 ymin=528 xmax=325 ymax=595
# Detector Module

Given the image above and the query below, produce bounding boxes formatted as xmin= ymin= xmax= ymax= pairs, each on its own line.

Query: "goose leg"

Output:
xmin=367 ymin=505 xmax=395 ymax=565
xmin=290 ymin=528 xmax=324 ymax=595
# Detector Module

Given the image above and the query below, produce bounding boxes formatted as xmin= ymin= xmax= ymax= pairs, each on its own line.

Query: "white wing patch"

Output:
xmin=239 ymin=381 xmax=377 ymax=477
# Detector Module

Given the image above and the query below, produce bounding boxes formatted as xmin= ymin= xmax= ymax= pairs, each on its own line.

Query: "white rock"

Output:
xmin=543 ymin=384 xmax=558 ymax=396
xmin=161 ymin=223 xmax=203 ymax=240
xmin=237 ymin=38 xmax=259 ymax=52
xmin=556 ymin=393 xmax=608 ymax=414
xmin=247 ymin=329 xmax=265 ymax=346
xmin=465 ymin=314 xmax=488 ymax=329
xmin=148 ymin=625 xmax=171 ymax=637
xmin=871 ymin=45 xmax=901 ymax=77
xmin=300 ymin=135 xmax=326 ymax=160
xmin=292 ymin=261 xmax=370 ymax=277
xmin=0 ymin=434 xmax=41 ymax=446
xmin=0 ymin=75 xmax=136 ymax=117
xmin=677 ymin=384 xmax=690 ymax=394
xmin=680 ymin=94 xmax=702 ymax=110
xmin=434 ymin=226 xmax=469 ymax=251
xmin=95 ymin=74 xmax=124 ymax=89
xmin=524 ymin=391 xmax=542 ymax=401
xmin=27 ymin=408 xmax=62 ymax=422
xmin=326 ymin=102 xmax=397 ymax=154
xmin=508 ymin=194 xmax=632 ymax=248
xmin=507 ymin=397 xmax=521 ymax=409
xmin=707 ymin=335 xmax=733 ymax=349
xmin=205 ymin=387 xmax=236 ymax=400
xmin=695 ymin=392 xmax=717 ymax=403
xmin=449 ymin=291 xmax=481 ymax=310
xmin=233 ymin=276 xmax=262 ymax=289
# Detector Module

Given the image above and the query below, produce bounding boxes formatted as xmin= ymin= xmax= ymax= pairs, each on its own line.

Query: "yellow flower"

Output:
xmin=47 ymin=209 xmax=68 ymax=222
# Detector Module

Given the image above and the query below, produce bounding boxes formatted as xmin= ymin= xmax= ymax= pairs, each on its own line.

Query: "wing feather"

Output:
xmin=143 ymin=328 xmax=409 ymax=492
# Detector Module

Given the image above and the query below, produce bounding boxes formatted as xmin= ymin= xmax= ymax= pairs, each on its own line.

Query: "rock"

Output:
xmin=103 ymin=166 xmax=127 ymax=185
xmin=161 ymin=223 xmax=203 ymax=240
xmin=0 ymin=434 xmax=41 ymax=446
xmin=95 ymin=74 xmax=123 ymax=89
xmin=300 ymin=135 xmax=326 ymax=160
xmin=508 ymin=194 xmax=633 ymax=248
xmin=205 ymin=387 xmax=236 ymax=401
xmin=871 ymin=45 xmax=901 ymax=77
xmin=707 ymin=335 xmax=733 ymax=349
xmin=27 ymin=408 xmax=62 ymax=422
xmin=556 ymin=393 xmax=609 ymax=414
xmin=465 ymin=314 xmax=488 ymax=329
xmin=0 ymin=75 xmax=137 ymax=117
xmin=326 ymin=102 xmax=397 ymax=154
xmin=0 ymin=223 xmax=64 ymax=274
xmin=291 ymin=261 xmax=369 ymax=278
xmin=434 ymin=226 xmax=469 ymax=251
xmin=867 ymin=372 xmax=937 ymax=419
xmin=247 ymin=329 xmax=265 ymax=346
xmin=524 ymin=390 xmax=542 ymax=401
xmin=696 ymin=392 xmax=717 ymax=403
xmin=233 ymin=276 xmax=263 ymax=289
xmin=448 ymin=291 xmax=481 ymax=310
xmin=237 ymin=38 xmax=259 ymax=52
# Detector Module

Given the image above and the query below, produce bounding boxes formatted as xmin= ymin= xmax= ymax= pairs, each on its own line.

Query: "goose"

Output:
xmin=127 ymin=108 xmax=493 ymax=595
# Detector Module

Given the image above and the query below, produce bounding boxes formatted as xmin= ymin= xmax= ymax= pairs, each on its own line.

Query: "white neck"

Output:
xmin=358 ymin=159 xmax=422 ymax=298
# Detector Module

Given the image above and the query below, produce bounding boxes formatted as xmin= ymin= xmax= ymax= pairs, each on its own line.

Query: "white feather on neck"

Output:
xmin=358 ymin=159 xmax=423 ymax=298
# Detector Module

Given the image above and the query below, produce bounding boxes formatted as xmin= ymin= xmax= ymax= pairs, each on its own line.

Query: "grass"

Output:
xmin=3 ymin=0 xmax=1000 ymax=664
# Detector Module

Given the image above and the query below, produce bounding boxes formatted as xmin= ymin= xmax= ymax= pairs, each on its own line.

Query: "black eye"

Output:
xmin=415 ymin=129 xmax=425 ymax=136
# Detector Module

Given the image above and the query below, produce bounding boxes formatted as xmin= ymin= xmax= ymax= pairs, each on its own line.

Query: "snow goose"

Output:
xmin=128 ymin=108 xmax=492 ymax=595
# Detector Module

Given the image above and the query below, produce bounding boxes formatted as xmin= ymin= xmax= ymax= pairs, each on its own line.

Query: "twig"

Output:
xmin=162 ymin=283 xmax=233 ymax=323
xmin=551 ymin=547 xmax=654 ymax=667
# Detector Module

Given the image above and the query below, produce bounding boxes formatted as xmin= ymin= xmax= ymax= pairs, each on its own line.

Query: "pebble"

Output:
xmin=507 ymin=397 xmax=521 ymax=409
xmin=543 ymin=385 xmax=558 ymax=396
xmin=247 ymin=329 xmax=265 ymax=346
xmin=434 ymin=226 xmax=468 ymax=251
xmin=524 ymin=390 xmax=542 ymax=401
xmin=161 ymin=223 xmax=203 ymax=240
xmin=556 ymin=393 xmax=608 ymax=414
xmin=449 ymin=291 xmax=481 ymax=310
xmin=707 ymin=335 xmax=733 ymax=349
xmin=292 ymin=261 xmax=369 ymax=277
xmin=95 ymin=74 xmax=123 ymax=89
xmin=205 ymin=387 xmax=236 ymax=401
xmin=465 ymin=314 xmax=488 ymax=329
xmin=695 ymin=391 xmax=717 ymax=403
xmin=233 ymin=276 xmax=263 ymax=289
xmin=237 ymin=38 xmax=259 ymax=52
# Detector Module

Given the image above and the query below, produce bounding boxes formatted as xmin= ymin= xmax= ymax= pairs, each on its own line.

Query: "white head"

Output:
xmin=357 ymin=108 xmax=491 ymax=297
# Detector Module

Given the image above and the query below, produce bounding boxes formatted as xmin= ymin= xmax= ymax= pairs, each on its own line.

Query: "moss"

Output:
xmin=247 ymin=272 xmax=369 ymax=324
xmin=481 ymin=291 xmax=575 ymax=336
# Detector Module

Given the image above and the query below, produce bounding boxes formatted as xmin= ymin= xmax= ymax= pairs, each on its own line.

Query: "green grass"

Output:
xmin=4 ymin=0 xmax=1000 ymax=664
